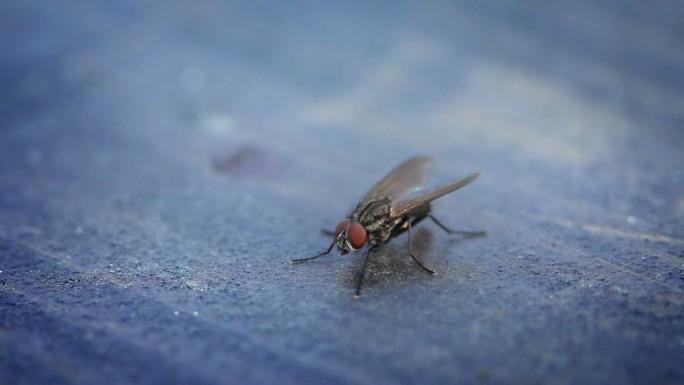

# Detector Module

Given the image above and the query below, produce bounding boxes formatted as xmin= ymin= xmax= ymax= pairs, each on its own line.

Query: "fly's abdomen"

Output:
xmin=405 ymin=203 xmax=431 ymax=218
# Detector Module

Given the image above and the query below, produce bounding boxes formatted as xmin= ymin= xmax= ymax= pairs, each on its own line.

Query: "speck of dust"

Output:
xmin=627 ymin=216 xmax=636 ymax=224
xmin=192 ymin=311 xmax=199 ymax=317
xmin=174 ymin=310 xmax=179 ymax=316
xmin=75 ymin=226 xmax=83 ymax=234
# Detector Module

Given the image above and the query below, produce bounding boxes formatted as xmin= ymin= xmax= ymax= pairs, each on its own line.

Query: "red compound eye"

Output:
xmin=346 ymin=221 xmax=367 ymax=249
xmin=335 ymin=219 xmax=351 ymax=237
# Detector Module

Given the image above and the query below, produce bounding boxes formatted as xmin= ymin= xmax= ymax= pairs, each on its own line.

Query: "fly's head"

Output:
xmin=334 ymin=219 xmax=367 ymax=255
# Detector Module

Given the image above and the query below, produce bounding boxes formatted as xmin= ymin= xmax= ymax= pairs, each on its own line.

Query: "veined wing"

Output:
xmin=390 ymin=172 xmax=480 ymax=218
xmin=361 ymin=156 xmax=433 ymax=205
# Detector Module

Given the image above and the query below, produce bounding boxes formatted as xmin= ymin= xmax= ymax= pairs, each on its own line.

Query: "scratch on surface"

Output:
xmin=484 ymin=210 xmax=683 ymax=293
xmin=555 ymin=219 xmax=684 ymax=244
xmin=589 ymin=253 xmax=677 ymax=291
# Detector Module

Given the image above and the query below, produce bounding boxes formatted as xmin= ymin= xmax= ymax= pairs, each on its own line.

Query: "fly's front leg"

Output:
xmin=355 ymin=245 xmax=378 ymax=298
xmin=289 ymin=240 xmax=335 ymax=264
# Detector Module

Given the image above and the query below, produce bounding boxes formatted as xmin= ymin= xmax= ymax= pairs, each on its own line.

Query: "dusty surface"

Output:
xmin=1 ymin=1 xmax=683 ymax=384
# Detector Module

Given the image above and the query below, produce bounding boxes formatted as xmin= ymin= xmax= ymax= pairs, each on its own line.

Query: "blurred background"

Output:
xmin=1 ymin=1 xmax=683 ymax=384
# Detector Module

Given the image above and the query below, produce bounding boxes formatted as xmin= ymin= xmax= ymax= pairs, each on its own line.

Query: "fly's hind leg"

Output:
xmin=428 ymin=214 xmax=486 ymax=237
xmin=407 ymin=218 xmax=436 ymax=275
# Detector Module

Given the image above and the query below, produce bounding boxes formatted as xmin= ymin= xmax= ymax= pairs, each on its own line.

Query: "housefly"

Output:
xmin=289 ymin=155 xmax=485 ymax=297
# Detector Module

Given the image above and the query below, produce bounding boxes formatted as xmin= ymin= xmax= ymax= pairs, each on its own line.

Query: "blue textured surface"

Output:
xmin=1 ymin=1 xmax=683 ymax=384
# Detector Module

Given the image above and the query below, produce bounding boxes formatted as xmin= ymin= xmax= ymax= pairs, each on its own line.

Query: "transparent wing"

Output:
xmin=390 ymin=172 xmax=480 ymax=218
xmin=360 ymin=156 xmax=433 ymax=205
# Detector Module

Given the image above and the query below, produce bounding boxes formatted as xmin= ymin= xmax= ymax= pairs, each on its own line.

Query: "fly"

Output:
xmin=289 ymin=155 xmax=485 ymax=298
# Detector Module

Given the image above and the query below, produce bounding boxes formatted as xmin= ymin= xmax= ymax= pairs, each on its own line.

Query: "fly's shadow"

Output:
xmin=338 ymin=227 xmax=485 ymax=294
xmin=339 ymin=227 xmax=435 ymax=290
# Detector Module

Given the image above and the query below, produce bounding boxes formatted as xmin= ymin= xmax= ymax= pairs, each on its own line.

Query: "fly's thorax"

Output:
xmin=355 ymin=199 xmax=391 ymax=229
xmin=352 ymin=198 xmax=392 ymax=245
